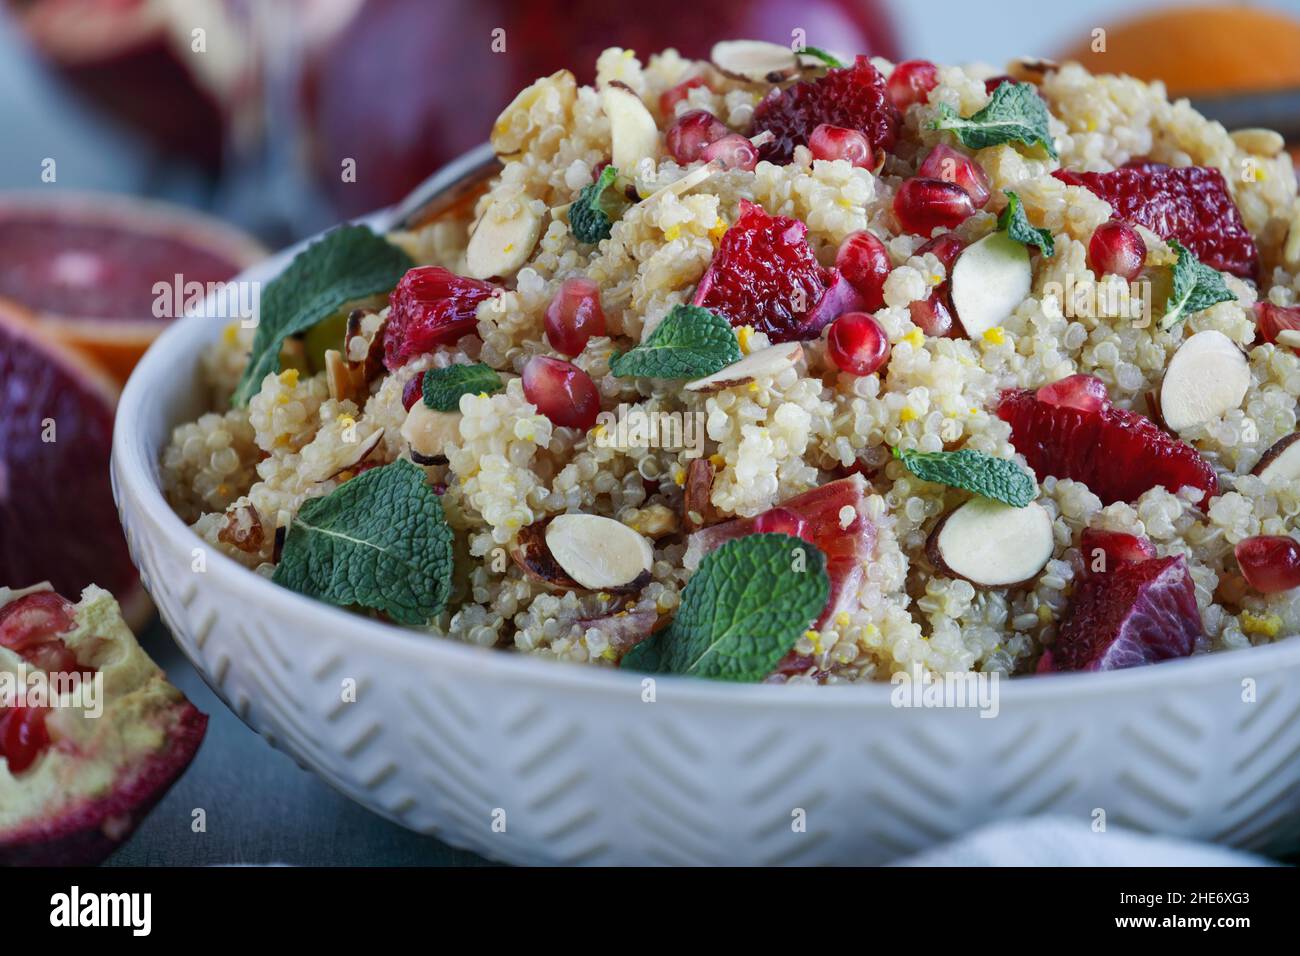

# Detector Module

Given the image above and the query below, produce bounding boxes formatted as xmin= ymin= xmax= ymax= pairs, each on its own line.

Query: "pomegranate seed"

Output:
xmin=522 ymin=356 xmax=600 ymax=430
xmin=1235 ymin=535 xmax=1300 ymax=593
xmin=1036 ymin=374 xmax=1110 ymax=414
xmin=909 ymin=290 xmax=955 ymax=337
xmin=917 ymin=233 xmax=966 ymax=273
xmin=917 ymin=144 xmax=991 ymax=209
xmin=894 ymin=178 xmax=976 ymax=235
xmin=0 ymin=592 xmax=80 ymax=674
xmin=666 ymin=109 xmax=728 ymax=164
xmin=753 ymin=507 xmax=809 ymax=540
xmin=827 ymin=311 xmax=890 ymax=376
xmin=659 ymin=76 xmax=707 ymax=117
xmin=835 ymin=231 xmax=890 ymax=312
xmin=1080 ymin=528 xmax=1156 ymax=575
xmin=1255 ymin=302 xmax=1300 ymax=349
xmin=544 ymin=277 xmax=607 ymax=356
xmin=808 ymin=124 xmax=874 ymax=168
xmin=700 ymin=132 xmax=759 ymax=171
xmin=887 ymin=59 xmax=939 ymax=110
xmin=0 ymin=706 xmax=50 ymax=774
xmin=401 ymin=375 xmax=422 ymax=411
xmin=1088 ymin=220 xmax=1146 ymax=281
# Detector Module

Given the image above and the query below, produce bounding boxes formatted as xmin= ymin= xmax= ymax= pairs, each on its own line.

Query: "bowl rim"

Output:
xmin=112 ymin=145 xmax=1300 ymax=713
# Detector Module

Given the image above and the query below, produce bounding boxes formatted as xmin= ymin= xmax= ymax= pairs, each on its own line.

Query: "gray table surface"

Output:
xmin=104 ymin=618 xmax=494 ymax=866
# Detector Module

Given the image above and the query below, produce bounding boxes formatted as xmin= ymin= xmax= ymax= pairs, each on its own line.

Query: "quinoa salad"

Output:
xmin=161 ymin=42 xmax=1300 ymax=683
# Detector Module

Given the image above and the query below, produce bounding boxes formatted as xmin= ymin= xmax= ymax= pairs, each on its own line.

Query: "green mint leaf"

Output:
xmin=233 ymin=225 xmax=413 ymax=406
xmin=998 ymin=190 xmax=1055 ymax=256
xmin=422 ymin=363 xmax=504 ymax=412
xmin=569 ymin=165 xmax=629 ymax=244
xmin=894 ymin=446 xmax=1036 ymax=507
xmin=272 ymin=459 xmax=453 ymax=626
xmin=930 ymin=81 xmax=1057 ymax=158
xmin=610 ymin=304 xmax=741 ymax=379
xmin=622 ymin=533 xmax=829 ymax=681
xmin=799 ymin=46 xmax=845 ymax=68
xmin=1159 ymin=239 xmax=1236 ymax=331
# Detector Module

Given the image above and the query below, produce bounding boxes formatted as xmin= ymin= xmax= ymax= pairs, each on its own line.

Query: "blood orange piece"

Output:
xmin=383 ymin=266 xmax=497 ymax=369
xmin=0 ymin=302 xmax=146 ymax=626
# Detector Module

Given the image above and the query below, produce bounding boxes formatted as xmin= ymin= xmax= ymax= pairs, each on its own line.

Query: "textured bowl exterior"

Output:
xmin=111 ymin=156 xmax=1300 ymax=866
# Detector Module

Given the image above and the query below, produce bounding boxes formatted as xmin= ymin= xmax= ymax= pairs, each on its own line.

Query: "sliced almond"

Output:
xmin=1276 ymin=329 xmax=1300 ymax=349
xmin=710 ymin=39 xmax=800 ymax=83
xmin=510 ymin=523 xmax=580 ymax=591
xmin=344 ymin=307 xmax=386 ymax=383
xmin=927 ymin=498 xmax=1054 ymax=588
xmin=312 ymin=427 xmax=385 ymax=482
xmin=684 ymin=342 xmax=803 ymax=392
xmin=640 ymin=159 xmax=723 ymax=205
xmin=324 ymin=349 xmax=351 ymax=403
xmin=1253 ymin=432 xmax=1300 ymax=485
xmin=1007 ymin=57 xmax=1059 ymax=84
xmin=683 ymin=457 xmax=720 ymax=532
xmin=401 ymin=402 xmax=462 ymax=465
xmin=950 ymin=232 xmax=1032 ymax=339
xmin=1230 ymin=127 xmax=1285 ymax=159
xmin=464 ymin=196 xmax=543 ymax=280
xmin=1159 ymin=329 xmax=1249 ymax=433
xmin=602 ymin=82 xmax=660 ymax=174
xmin=545 ymin=514 xmax=654 ymax=592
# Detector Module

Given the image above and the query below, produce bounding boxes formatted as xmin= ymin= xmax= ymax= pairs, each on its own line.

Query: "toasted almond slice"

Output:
xmin=510 ymin=523 xmax=580 ymax=591
xmin=684 ymin=341 xmax=803 ymax=392
xmin=1159 ymin=330 xmax=1250 ymax=433
xmin=1230 ymin=127 xmax=1285 ymax=158
xmin=1007 ymin=57 xmax=1059 ymax=83
xmin=401 ymin=402 xmax=462 ymax=465
xmin=950 ymin=232 xmax=1032 ymax=339
xmin=927 ymin=498 xmax=1054 ymax=588
xmin=312 ymin=427 xmax=385 ymax=482
xmin=1253 ymin=432 xmax=1300 ymax=485
xmin=325 ymin=348 xmax=351 ymax=402
xmin=602 ymin=83 xmax=660 ymax=174
xmin=683 ymin=457 xmax=719 ymax=532
xmin=545 ymin=514 xmax=654 ymax=592
xmin=640 ymin=159 xmax=723 ymax=205
xmin=711 ymin=39 xmax=800 ymax=83
xmin=1285 ymin=205 xmax=1300 ymax=268
xmin=1276 ymin=328 xmax=1300 ymax=349
xmin=465 ymin=197 xmax=543 ymax=280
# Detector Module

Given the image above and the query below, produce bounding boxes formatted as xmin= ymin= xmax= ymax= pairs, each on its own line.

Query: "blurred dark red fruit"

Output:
xmin=299 ymin=0 xmax=899 ymax=216
xmin=1053 ymin=165 xmax=1257 ymax=278
xmin=522 ymin=356 xmax=600 ymax=430
xmin=917 ymin=144 xmax=991 ymax=209
xmin=666 ymin=109 xmax=729 ymax=164
xmin=701 ymin=133 xmax=759 ymax=171
xmin=1079 ymin=528 xmax=1156 ymax=575
xmin=808 ymin=124 xmax=874 ymax=168
xmin=384 ymin=266 xmax=496 ymax=369
xmin=1234 ymin=535 xmax=1300 ymax=593
xmin=1041 ymin=555 xmax=1201 ymax=672
xmin=1036 ymin=373 xmax=1110 ymax=414
xmin=828 ymin=311 xmax=890 ymax=376
xmin=545 ymin=277 xmax=607 ymax=355
xmin=659 ymin=75 xmax=708 ymax=116
xmin=997 ymin=385 xmax=1218 ymax=506
xmin=693 ymin=200 xmax=842 ymax=342
xmin=750 ymin=55 xmax=899 ymax=165
xmin=835 ymin=230 xmax=891 ymax=312
xmin=1255 ymin=302 xmax=1300 ymax=349
xmin=1088 ymin=220 xmax=1146 ymax=280
xmin=887 ymin=59 xmax=939 ymax=110
xmin=983 ymin=74 xmax=1015 ymax=95
xmin=894 ymin=178 xmax=975 ymax=235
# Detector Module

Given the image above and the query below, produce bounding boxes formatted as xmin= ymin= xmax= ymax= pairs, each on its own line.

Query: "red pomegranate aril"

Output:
xmin=753 ymin=507 xmax=809 ymax=540
xmin=917 ymin=144 xmax=991 ymax=209
xmin=1255 ymin=302 xmax=1300 ymax=349
xmin=666 ymin=109 xmax=728 ymax=164
xmin=1088 ymin=220 xmax=1146 ymax=281
xmin=700 ymin=133 xmax=759 ymax=171
xmin=0 ymin=591 xmax=80 ymax=674
xmin=887 ymin=59 xmax=939 ymax=110
xmin=909 ymin=289 xmax=955 ymax=337
xmin=401 ymin=375 xmax=422 ymax=411
xmin=1080 ymin=528 xmax=1156 ymax=574
xmin=828 ymin=311 xmax=890 ymax=376
xmin=835 ymin=231 xmax=890 ymax=311
xmin=0 ymin=706 xmax=51 ymax=774
xmin=808 ymin=124 xmax=874 ymax=168
xmin=1036 ymin=373 xmax=1110 ymax=414
xmin=894 ymin=178 xmax=976 ymax=235
xmin=522 ymin=356 xmax=600 ymax=430
xmin=1235 ymin=535 xmax=1300 ymax=593
xmin=544 ymin=277 xmax=607 ymax=356
xmin=917 ymin=233 xmax=966 ymax=273
xmin=659 ymin=76 xmax=707 ymax=117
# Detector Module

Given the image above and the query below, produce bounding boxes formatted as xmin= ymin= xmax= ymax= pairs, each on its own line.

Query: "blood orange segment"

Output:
xmin=997 ymin=386 xmax=1218 ymax=507
xmin=0 ymin=302 xmax=145 ymax=626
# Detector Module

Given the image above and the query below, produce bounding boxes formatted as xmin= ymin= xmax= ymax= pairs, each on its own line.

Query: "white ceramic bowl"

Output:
xmin=112 ymin=153 xmax=1300 ymax=865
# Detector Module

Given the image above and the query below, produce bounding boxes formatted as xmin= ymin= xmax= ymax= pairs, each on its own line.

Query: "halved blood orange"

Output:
xmin=0 ymin=300 xmax=148 ymax=628
xmin=0 ymin=192 xmax=265 ymax=382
